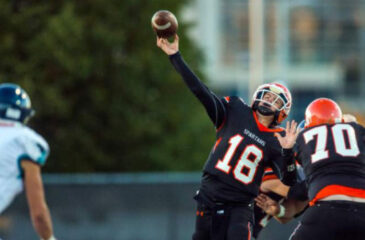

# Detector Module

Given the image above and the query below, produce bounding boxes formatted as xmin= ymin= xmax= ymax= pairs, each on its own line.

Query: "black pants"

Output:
xmin=290 ymin=201 xmax=365 ymax=240
xmin=192 ymin=202 xmax=254 ymax=240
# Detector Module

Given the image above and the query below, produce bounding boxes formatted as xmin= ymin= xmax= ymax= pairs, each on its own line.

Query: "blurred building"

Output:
xmin=183 ymin=0 xmax=365 ymax=122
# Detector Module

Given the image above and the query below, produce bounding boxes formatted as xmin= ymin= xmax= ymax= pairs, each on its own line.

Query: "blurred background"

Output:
xmin=0 ymin=0 xmax=364 ymax=239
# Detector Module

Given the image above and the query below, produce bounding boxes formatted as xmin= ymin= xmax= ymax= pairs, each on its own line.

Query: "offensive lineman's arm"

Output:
xmin=260 ymin=179 xmax=290 ymax=197
xmin=255 ymin=193 xmax=308 ymax=224
xmin=156 ymin=35 xmax=226 ymax=128
xmin=22 ymin=161 xmax=55 ymax=240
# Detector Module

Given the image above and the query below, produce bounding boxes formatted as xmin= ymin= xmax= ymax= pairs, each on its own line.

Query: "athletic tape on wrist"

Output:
xmin=276 ymin=204 xmax=286 ymax=218
xmin=41 ymin=235 xmax=56 ymax=240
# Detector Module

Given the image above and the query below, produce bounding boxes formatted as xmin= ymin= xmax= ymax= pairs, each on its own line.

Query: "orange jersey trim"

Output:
xmin=0 ymin=122 xmax=15 ymax=127
xmin=216 ymin=119 xmax=226 ymax=132
xmin=262 ymin=167 xmax=278 ymax=182
xmin=309 ymin=185 xmax=365 ymax=206
xmin=252 ymin=112 xmax=283 ymax=133
xmin=248 ymin=222 xmax=252 ymax=240
xmin=213 ymin=137 xmax=222 ymax=152
xmin=262 ymin=174 xmax=278 ymax=182
xmin=224 ymin=96 xmax=231 ymax=102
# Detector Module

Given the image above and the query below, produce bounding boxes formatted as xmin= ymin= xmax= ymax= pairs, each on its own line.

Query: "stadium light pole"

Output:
xmin=248 ymin=0 xmax=265 ymax=99
xmin=361 ymin=3 xmax=365 ymax=99
xmin=276 ymin=0 xmax=290 ymax=84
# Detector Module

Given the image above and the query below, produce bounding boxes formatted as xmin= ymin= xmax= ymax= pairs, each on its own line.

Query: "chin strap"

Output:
xmin=269 ymin=111 xmax=280 ymax=128
xmin=257 ymin=105 xmax=275 ymax=116
xmin=253 ymin=101 xmax=280 ymax=128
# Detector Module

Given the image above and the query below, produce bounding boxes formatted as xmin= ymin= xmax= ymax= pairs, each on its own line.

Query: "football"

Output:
xmin=151 ymin=10 xmax=178 ymax=38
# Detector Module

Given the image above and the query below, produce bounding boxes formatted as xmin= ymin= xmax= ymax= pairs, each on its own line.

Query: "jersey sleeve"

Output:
xmin=15 ymin=131 xmax=50 ymax=166
xmin=262 ymin=167 xmax=279 ymax=182
xmin=169 ymin=52 xmax=227 ymax=129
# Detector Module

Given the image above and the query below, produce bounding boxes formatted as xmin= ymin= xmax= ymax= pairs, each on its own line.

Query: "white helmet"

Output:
xmin=251 ymin=82 xmax=292 ymax=126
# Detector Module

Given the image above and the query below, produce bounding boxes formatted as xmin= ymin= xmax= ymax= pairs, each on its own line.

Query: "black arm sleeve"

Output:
xmin=270 ymin=148 xmax=297 ymax=186
xmin=280 ymin=148 xmax=297 ymax=186
xmin=169 ymin=52 xmax=226 ymax=128
xmin=287 ymin=180 xmax=308 ymax=201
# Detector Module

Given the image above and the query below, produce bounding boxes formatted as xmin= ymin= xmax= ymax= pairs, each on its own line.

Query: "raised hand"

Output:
xmin=274 ymin=120 xmax=299 ymax=149
xmin=255 ymin=193 xmax=280 ymax=216
xmin=156 ymin=34 xmax=179 ymax=55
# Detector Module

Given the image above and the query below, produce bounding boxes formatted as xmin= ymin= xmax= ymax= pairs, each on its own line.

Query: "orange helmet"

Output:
xmin=252 ymin=82 xmax=292 ymax=126
xmin=305 ymin=98 xmax=342 ymax=128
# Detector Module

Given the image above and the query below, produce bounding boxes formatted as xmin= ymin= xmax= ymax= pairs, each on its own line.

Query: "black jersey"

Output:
xmin=200 ymin=97 xmax=292 ymax=203
xmin=296 ymin=122 xmax=365 ymax=203
xmin=169 ymin=52 xmax=297 ymax=205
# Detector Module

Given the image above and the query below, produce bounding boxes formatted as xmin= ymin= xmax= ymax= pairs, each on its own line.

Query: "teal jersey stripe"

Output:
xmin=37 ymin=149 xmax=47 ymax=166
xmin=16 ymin=154 xmax=31 ymax=178
xmin=16 ymin=149 xmax=47 ymax=178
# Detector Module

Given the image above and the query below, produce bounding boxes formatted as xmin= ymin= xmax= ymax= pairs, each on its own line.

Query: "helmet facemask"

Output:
xmin=252 ymin=83 xmax=292 ymax=126
xmin=256 ymin=89 xmax=287 ymax=115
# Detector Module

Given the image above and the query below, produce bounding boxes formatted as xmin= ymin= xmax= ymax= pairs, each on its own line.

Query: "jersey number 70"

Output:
xmin=215 ymin=134 xmax=263 ymax=184
xmin=303 ymin=124 xmax=360 ymax=163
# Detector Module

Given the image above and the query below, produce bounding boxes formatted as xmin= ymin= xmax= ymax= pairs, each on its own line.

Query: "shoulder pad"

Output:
xmin=15 ymin=127 xmax=49 ymax=166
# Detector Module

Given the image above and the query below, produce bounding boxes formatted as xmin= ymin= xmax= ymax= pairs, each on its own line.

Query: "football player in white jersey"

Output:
xmin=0 ymin=83 xmax=56 ymax=240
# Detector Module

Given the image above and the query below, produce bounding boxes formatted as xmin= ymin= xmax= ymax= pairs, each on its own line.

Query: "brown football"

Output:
xmin=151 ymin=10 xmax=178 ymax=38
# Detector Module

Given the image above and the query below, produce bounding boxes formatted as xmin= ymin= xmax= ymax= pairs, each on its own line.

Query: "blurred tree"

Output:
xmin=0 ymin=0 xmax=215 ymax=172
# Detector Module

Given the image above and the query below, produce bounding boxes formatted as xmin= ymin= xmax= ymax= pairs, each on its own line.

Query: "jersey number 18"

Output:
xmin=215 ymin=134 xmax=263 ymax=184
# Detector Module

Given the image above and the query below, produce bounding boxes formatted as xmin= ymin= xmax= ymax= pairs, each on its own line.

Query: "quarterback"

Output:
xmin=157 ymin=35 xmax=298 ymax=240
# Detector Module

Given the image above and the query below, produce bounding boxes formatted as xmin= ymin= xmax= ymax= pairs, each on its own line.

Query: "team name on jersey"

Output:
xmin=243 ymin=129 xmax=266 ymax=147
